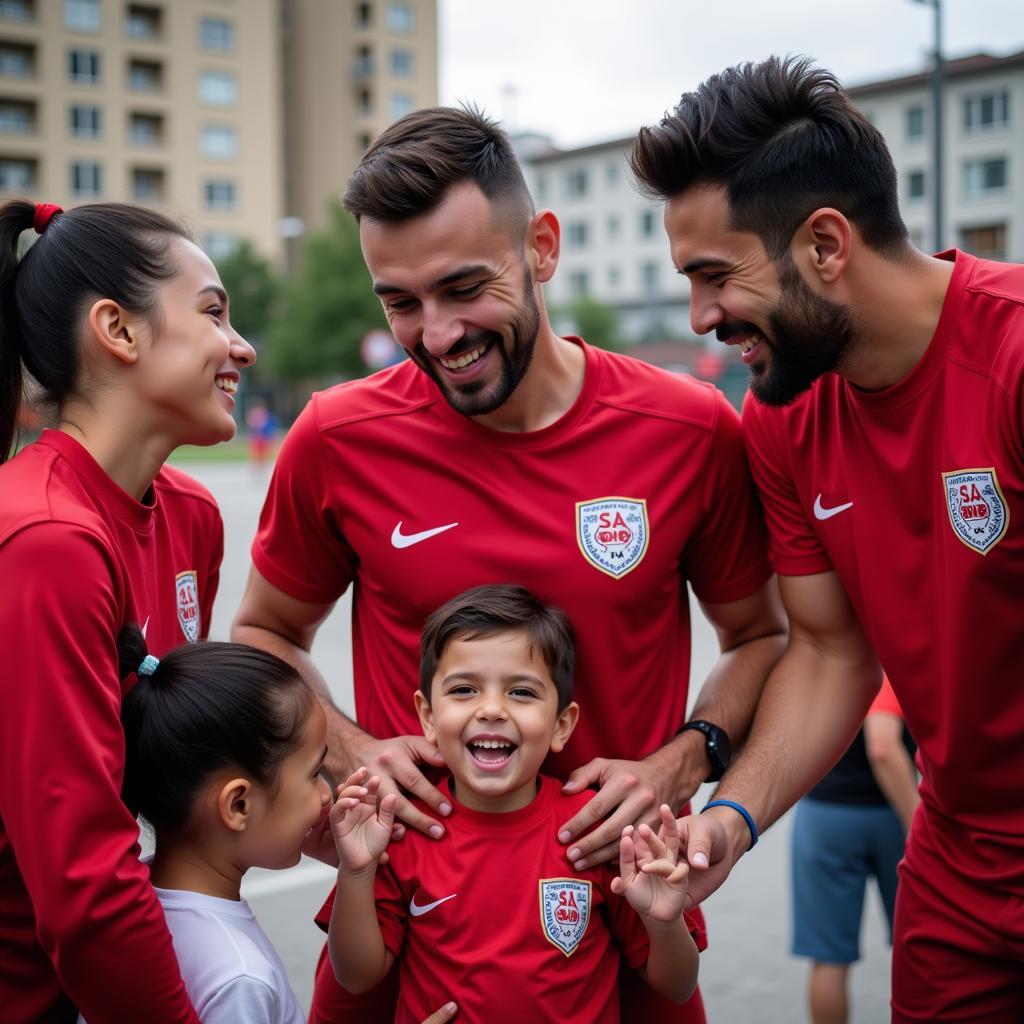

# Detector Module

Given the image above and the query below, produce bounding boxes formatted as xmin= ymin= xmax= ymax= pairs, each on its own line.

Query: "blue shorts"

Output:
xmin=791 ymin=797 xmax=906 ymax=965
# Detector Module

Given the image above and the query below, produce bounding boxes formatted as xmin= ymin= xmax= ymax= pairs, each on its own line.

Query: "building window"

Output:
xmin=199 ymin=70 xmax=237 ymax=106
xmin=199 ymin=17 xmax=234 ymax=51
xmin=535 ymin=175 xmax=547 ymax=203
xmin=906 ymin=169 xmax=926 ymax=200
xmin=0 ymin=157 xmax=34 ymax=189
xmin=963 ymin=157 xmax=1008 ymax=197
xmin=131 ymin=167 xmax=164 ymax=200
xmin=387 ymin=2 xmax=413 ymax=32
xmin=357 ymin=88 xmax=372 ymax=117
xmin=0 ymin=99 xmax=34 ymax=133
xmin=201 ymin=123 xmax=238 ymax=159
xmin=0 ymin=1 xmax=34 ymax=21
xmin=963 ymin=91 xmax=1009 ymax=133
xmin=357 ymin=131 xmax=372 ymax=151
xmin=354 ymin=45 xmax=374 ymax=78
xmin=355 ymin=2 xmax=372 ymax=29
xmin=127 ymin=59 xmax=161 ymax=91
xmin=70 ymin=160 xmax=103 ymax=197
xmin=568 ymin=270 xmax=589 ymax=298
xmin=639 ymin=209 xmax=656 ymax=237
xmin=0 ymin=43 xmax=33 ymax=78
xmin=390 ymin=49 xmax=413 ymax=76
xmin=566 ymin=221 xmax=589 ymax=248
xmin=641 ymin=261 xmax=660 ymax=294
xmin=605 ymin=162 xmax=619 ymax=186
xmin=607 ymin=265 xmax=621 ymax=288
xmin=129 ymin=112 xmax=163 ymax=146
xmin=204 ymin=231 xmax=239 ymax=260
xmin=69 ymin=103 xmax=101 ymax=137
xmin=204 ymin=179 xmax=236 ymax=210
xmin=388 ymin=92 xmax=413 ymax=121
xmin=566 ymin=170 xmax=587 ymax=197
xmin=68 ymin=49 xmax=100 ymax=84
xmin=906 ymin=105 xmax=925 ymax=140
xmin=126 ymin=4 xmax=161 ymax=40
xmin=606 ymin=213 xmax=620 ymax=239
xmin=64 ymin=0 xmax=99 ymax=32
xmin=959 ymin=223 xmax=1007 ymax=261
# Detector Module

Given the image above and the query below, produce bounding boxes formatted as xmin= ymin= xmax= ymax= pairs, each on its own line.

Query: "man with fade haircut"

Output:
xmin=632 ymin=55 xmax=1024 ymax=1022
xmin=234 ymin=104 xmax=786 ymax=1023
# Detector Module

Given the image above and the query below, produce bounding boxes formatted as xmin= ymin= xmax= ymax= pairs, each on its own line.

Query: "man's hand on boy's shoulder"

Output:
xmin=558 ymin=736 xmax=705 ymax=869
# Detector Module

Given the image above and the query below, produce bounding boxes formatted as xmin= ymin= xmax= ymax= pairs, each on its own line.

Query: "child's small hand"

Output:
xmin=611 ymin=804 xmax=689 ymax=925
xmin=329 ymin=767 xmax=397 ymax=874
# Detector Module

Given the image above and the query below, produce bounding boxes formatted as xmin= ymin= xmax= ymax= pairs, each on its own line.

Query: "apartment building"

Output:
xmin=0 ymin=0 xmax=437 ymax=262
xmin=848 ymin=49 xmax=1024 ymax=262
xmin=520 ymin=48 xmax=1024 ymax=347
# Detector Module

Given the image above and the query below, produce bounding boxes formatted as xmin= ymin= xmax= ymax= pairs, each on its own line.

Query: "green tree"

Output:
xmin=567 ymin=295 xmax=622 ymax=352
xmin=268 ymin=201 xmax=387 ymax=382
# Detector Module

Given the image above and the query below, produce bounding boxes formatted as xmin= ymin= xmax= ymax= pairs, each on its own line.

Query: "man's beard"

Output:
xmin=747 ymin=257 xmax=856 ymax=408
xmin=414 ymin=268 xmax=541 ymax=417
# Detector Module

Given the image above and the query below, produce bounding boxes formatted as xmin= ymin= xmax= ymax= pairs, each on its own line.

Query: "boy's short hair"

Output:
xmin=419 ymin=584 xmax=576 ymax=710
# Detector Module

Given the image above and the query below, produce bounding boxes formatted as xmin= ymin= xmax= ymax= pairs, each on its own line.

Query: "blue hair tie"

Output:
xmin=137 ymin=654 xmax=160 ymax=677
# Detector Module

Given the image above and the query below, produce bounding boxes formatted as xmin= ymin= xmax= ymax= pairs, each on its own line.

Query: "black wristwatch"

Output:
xmin=678 ymin=720 xmax=732 ymax=783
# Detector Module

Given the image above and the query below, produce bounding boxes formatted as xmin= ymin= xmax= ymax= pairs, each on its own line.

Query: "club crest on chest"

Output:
xmin=175 ymin=569 xmax=200 ymax=643
xmin=576 ymin=497 xmax=649 ymax=578
xmin=539 ymin=878 xmax=591 ymax=956
xmin=942 ymin=468 xmax=1009 ymax=555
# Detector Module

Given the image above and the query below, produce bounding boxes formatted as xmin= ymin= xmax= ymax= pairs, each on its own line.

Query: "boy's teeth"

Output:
xmin=471 ymin=739 xmax=512 ymax=749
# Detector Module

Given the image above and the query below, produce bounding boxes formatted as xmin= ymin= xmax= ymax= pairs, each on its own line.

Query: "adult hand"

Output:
xmin=419 ymin=1002 xmax=458 ymax=1023
xmin=353 ymin=734 xmax=451 ymax=839
xmin=558 ymin=742 xmax=699 ymax=868
xmin=676 ymin=807 xmax=750 ymax=908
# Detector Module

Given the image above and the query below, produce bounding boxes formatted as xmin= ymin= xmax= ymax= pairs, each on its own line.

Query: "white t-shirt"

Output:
xmin=79 ymin=886 xmax=304 ymax=1024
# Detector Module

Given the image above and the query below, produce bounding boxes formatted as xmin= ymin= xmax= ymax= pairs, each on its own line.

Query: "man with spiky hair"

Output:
xmin=633 ymin=55 xmax=1024 ymax=1022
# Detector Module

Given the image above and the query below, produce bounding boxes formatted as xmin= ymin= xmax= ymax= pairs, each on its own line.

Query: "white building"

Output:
xmin=517 ymin=47 xmax=1024 ymax=349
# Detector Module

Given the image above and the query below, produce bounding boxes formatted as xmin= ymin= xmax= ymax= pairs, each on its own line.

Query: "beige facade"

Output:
xmin=282 ymin=0 xmax=437 ymax=235
xmin=0 ymin=0 xmax=438 ymax=263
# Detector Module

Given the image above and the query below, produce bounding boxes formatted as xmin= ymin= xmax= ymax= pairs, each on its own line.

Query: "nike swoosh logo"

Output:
xmin=409 ymin=892 xmax=457 ymax=917
xmin=813 ymin=495 xmax=854 ymax=521
xmin=391 ymin=521 xmax=459 ymax=549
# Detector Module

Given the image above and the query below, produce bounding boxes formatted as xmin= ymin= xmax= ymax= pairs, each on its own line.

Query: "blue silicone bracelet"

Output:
xmin=701 ymin=799 xmax=758 ymax=849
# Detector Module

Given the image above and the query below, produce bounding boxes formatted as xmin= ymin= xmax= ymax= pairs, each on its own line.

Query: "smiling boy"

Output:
xmin=321 ymin=585 xmax=701 ymax=1023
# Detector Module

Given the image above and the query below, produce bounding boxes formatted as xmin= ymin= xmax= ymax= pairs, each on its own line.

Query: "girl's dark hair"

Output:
xmin=0 ymin=200 xmax=190 ymax=462
xmin=419 ymin=584 xmax=576 ymax=710
xmin=117 ymin=624 xmax=314 ymax=833
xmin=631 ymin=55 xmax=908 ymax=260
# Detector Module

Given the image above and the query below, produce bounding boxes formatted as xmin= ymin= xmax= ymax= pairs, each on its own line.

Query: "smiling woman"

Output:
xmin=0 ymin=200 xmax=254 ymax=1023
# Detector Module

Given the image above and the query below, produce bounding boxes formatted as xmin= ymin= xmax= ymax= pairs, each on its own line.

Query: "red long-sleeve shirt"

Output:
xmin=0 ymin=431 xmax=220 ymax=1023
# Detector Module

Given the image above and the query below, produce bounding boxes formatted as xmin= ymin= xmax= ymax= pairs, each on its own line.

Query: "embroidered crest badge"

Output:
xmin=539 ymin=878 xmax=591 ymax=957
xmin=175 ymin=570 xmax=200 ymax=642
xmin=942 ymin=468 xmax=1009 ymax=555
xmin=576 ymin=497 xmax=649 ymax=578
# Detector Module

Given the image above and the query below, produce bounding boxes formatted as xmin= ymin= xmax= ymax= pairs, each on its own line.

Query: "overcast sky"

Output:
xmin=439 ymin=0 xmax=1024 ymax=148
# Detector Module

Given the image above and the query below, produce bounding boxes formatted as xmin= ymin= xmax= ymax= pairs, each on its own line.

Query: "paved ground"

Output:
xmin=188 ymin=461 xmax=893 ymax=1023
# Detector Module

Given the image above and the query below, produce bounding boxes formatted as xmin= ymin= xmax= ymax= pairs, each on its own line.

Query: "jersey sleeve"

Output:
xmin=198 ymin=976 xmax=278 ymax=1024
xmin=0 ymin=524 xmax=198 ymax=1023
xmin=868 ymin=675 xmax=903 ymax=719
xmin=682 ymin=389 xmax=773 ymax=604
xmin=251 ymin=398 xmax=358 ymax=605
xmin=742 ymin=392 xmax=833 ymax=576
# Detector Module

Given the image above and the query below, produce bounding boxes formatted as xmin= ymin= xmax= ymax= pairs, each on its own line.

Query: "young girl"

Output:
xmin=102 ymin=626 xmax=460 ymax=1024
xmin=110 ymin=625 xmax=331 ymax=1024
xmin=0 ymin=200 xmax=254 ymax=1023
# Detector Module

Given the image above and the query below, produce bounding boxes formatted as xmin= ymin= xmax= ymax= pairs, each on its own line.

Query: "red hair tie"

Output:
xmin=33 ymin=202 xmax=62 ymax=234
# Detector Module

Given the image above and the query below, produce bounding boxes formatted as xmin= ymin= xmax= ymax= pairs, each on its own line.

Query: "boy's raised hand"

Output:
xmin=330 ymin=767 xmax=397 ymax=873
xmin=611 ymin=804 xmax=689 ymax=924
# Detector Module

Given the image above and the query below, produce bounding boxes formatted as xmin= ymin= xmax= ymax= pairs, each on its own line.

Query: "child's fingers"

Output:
xmin=378 ymin=792 xmax=399 ymax=833
xmin=618 ymin=826 xmax=637 ymax=883
xmin=641 ymin=858 xmax=690 ymax=885
xmin=338 ymin=767 xmax=369 ymax=793
xmin=638 ymin=822 xmax=671 ymax=862
xmin=658 ymin=804 xmax=680 ymax=850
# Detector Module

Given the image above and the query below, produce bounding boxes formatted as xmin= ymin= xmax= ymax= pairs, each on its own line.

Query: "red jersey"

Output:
xmin=743 ymin=250 xmax=1024 ymax=887
xmin=317 ymin=776 xmax=706 ymax=1023
xmin=0 ymin=431 xmax=221 ymax=1023
xmin=254 ymin=339 xmax=771 ymax=775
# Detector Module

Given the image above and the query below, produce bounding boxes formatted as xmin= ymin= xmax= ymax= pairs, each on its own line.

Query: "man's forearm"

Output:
xmin=712 ymin=635 xmax=881 ymax=835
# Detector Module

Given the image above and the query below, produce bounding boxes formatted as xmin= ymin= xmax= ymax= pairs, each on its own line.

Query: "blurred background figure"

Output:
xmin=790 ymin=676 xmax=918 ymax=1024
xmin=246 ymin=399 xmax=278 ymax=469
